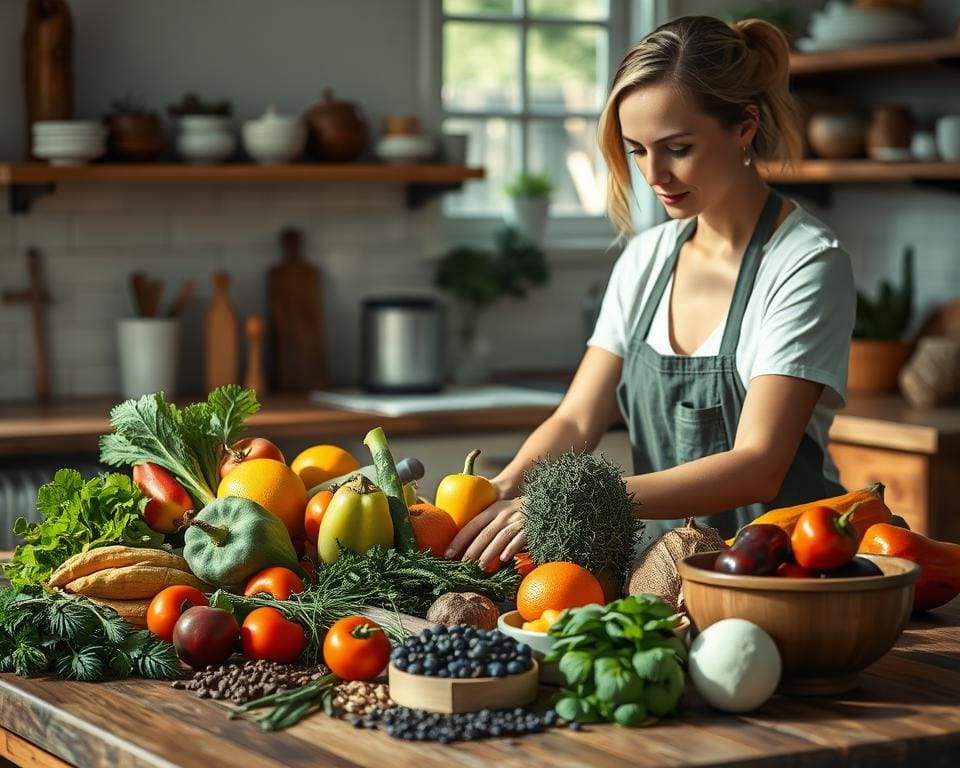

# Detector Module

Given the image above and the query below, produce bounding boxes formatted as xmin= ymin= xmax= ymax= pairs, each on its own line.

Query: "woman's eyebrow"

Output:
xmin=623 ymin=131 xmax=693 ymax=146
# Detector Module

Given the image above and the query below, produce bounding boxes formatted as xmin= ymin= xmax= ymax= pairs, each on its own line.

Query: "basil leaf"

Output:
xmin=632 ymin=647 xmax=673 ymax=682
xmin=594 ymin=656 xmax=645 ymax=705
xmin=558 ymin=650 xmax=593 ymax=686
xmin=613 ymin=702 xmax=648 ymax=727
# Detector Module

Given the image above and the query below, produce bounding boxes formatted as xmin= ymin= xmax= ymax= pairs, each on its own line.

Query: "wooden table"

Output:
xmin=1 ymin=600 xmax=958 ymax=768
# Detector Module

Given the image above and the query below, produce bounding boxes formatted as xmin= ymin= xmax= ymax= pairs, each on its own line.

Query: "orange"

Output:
xmin=290 ymin=444 xmax=361 ymax=491
xmin=218 ymin=458 xmax=307 ymax=538
xmin=408 ymin=503 xmax=458 ymax=558
xmin=516 ymin=561 xmax=605 ymax=622
xmin=521 ymin=609 xmax=563 ymax=634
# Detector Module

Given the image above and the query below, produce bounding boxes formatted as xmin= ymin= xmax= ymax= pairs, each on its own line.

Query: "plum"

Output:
xmin=172 ymin=606 xmax=239 ymax=669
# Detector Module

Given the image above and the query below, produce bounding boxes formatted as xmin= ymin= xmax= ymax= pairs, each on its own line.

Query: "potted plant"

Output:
xmin=167 ymin=92 xmax=235 ymax=163
xmin=503 ymin=171 xmax=553 ymax=247
xmin=849 ymin=246 xmax=914 ymax=394
xmin=434 ymin=227 xmax=550 ymax=384
xmin=104 ymin=93 xmax=164 ymax=161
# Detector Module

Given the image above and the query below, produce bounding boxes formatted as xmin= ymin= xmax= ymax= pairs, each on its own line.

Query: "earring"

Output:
xmin=742 ymin=146 xmax=752 ymax=167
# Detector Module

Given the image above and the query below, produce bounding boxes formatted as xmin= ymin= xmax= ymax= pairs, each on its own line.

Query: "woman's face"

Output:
xmin=618 ymin=82 xmax=753 ymax=217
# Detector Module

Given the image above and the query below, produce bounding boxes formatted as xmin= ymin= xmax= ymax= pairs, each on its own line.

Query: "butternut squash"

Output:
xmin=726 ymin=483 xmax=893 ymax=546
xmin=64 ymin=564 xmax=208 ymax=600
xmin=87 ymin=597 xmax=152 ymax=628
xmin=49 ymin=545 xmax=192 ymax=588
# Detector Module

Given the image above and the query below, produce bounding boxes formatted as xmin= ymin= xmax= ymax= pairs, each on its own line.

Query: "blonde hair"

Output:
xmin=599 ymin=15 xmax=802 ymax=237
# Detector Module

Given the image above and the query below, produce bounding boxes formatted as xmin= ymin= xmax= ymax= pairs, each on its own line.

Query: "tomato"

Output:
xmin=147 ymin=585 xmax=208 ymax=643
xmin=240 ymin=606 xmax=307 ymax=664
xmin=514 ymin=552 xmax=535 ymax=577
xmin=322 ymin=616 xmax=391 ymax=681
xmin=777 ymin=561 xmax=814 ymax=578
xmin=243 ymin=566 xmax=305 ymax=600
xmin=304 ymin=489 xmax=334 ymax=544
xmin=220 ymin=437 xmax=286 ymax=478
xmin=791 ymin=505 xmax=858 ymax=571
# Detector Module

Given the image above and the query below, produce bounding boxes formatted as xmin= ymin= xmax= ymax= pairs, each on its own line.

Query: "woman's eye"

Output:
xmin=668 ymin=145 xmax=691 ymax=157
xmin=627 ymin=146 xmax=644 ymax=157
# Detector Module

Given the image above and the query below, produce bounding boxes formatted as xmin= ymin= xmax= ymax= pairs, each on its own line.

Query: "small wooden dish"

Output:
xmin=388 ymin=660 xmax=539 ymax=713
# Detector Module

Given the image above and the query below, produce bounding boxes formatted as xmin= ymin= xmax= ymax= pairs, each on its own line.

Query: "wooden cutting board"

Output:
xmin=204 ymin=271 xmax=239 ymax=391
xmin=268 ymin=228 xmax=327 ymax=391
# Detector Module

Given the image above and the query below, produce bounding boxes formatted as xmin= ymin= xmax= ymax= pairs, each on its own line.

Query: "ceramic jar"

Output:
xmin=303 ymin=89 xmax=368 ymax=161
xmin=865 ymin=105 xmax=913 ymax=161
xmin=807 ymin=112 xmax=865 ymax=159
xmin=105 ymin=114 xmax=164 ymax=161
xmin=242 ymin=107 xmax=307 ymax=164
xmin=935 ymin=115 xmax=960 ymax=162
xmin=175 ymin=115 xmax=236 ymax=163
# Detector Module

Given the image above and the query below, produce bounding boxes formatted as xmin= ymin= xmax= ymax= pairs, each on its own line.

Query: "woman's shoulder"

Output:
xmin=763 ymin=201 xmax=853 ymax=280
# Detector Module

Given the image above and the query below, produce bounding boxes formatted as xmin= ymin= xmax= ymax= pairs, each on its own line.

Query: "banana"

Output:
xmin=87 ymin=596 xmax=152 ymax=628
xmin=49 ymin=545 xmax=192 ymax=588
xmin=64 ymin=564 xmax=209 ymax=600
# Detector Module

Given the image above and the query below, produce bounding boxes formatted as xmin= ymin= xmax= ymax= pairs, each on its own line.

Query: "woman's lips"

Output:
xmin=658 ymin=191 xmax=689 ymax=205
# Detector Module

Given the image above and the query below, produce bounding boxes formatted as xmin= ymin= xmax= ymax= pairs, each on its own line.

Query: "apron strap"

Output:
xmin=634 ymin=218 xmax=697 ymax=340
xmin=718 ymin=190 xmax=783 ymax=355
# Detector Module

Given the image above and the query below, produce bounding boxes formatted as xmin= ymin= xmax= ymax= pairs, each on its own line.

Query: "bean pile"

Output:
xmin=380 ymin=707 xmax=557 ymax=743
xmin=390 ymin=625 xmax=533 ymax=678
xmin=171 ymin=660 xmax=331 ymax=704
xmin=332 ymin=681 xmax=394 ymax=718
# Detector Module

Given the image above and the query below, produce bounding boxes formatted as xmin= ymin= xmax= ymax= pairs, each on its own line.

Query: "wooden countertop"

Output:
xmin=0 ymin=599 xmax=958 ymax=768
xmin=0 ymin=391 xmax=958 ymax=458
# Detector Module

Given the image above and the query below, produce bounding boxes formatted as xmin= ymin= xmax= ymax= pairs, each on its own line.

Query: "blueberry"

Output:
xmin=544 ymin=710 xmax=558 ymax=727
xmin=423 ymin=656 xmax=439 ymax=671
xmin=393 ymin=656 xmax=407 ymax=670
xmin=487 ymin=662 xmax=505 ymax=677
xmin=506 ymin=660 xmax=523 ymax=675
xmin=407 ymin=663 xmax=422 ymax=675
xmin=569 ymin=721 xmax=583 ymax=732
xmin=351 ymin=716 xmax=363 ymax=728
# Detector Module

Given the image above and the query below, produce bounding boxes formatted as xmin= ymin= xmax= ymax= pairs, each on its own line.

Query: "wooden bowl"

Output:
xmin=387 ymin=660 xmax=539 ymax=713
xmin=678 ymin=552 xmax=919 ymax=695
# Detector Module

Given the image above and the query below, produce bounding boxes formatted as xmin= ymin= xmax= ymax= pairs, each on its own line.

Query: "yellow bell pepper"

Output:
xmin=317 ymin=473 xmax=394 ymax=564
xmin=434 ymin=449 xmax=498 ymax=529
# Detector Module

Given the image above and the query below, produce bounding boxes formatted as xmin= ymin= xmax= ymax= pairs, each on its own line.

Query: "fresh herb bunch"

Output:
xmin=99 ymin=385 xmax=259 ymax=508
xmin=3 ymin=470 xmax=162 ymax=589
xmin=504 ymin=171 xmax=553 ymax=198
xmin=222 ymin=546 xmax=521 ymax=663
xmin=0 ymin=587 xmax=181 ymax=681
xmin=543 ymin=594 xmax=686 ymax=727
xmin=521 ymin=450 xmax=642 ymax=594
xmin=228 ymin=674 xmax=338 ymax=731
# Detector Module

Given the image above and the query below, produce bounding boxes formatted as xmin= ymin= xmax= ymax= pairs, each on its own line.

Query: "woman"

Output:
xmin=445 ymin=15 xmax=855 ymax=569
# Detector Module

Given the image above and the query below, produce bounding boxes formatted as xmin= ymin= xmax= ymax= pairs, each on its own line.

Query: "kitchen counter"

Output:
xmin=0 ymin=599 xmax=958 ymax=767
xmin=1 ymin=392 xmax=959 ymax=458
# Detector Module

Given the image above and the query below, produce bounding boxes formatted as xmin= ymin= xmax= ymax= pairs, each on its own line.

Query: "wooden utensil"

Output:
xmin=3 ymin=248 xmax=51 ymax=401
xmin=204 ymin=271 xmax=239 ymax=391
xmin=243 ymin=314 xmax=266 ymax=396
xmin=167 ymin=279 xmax=194 ymax=318
xmin=23 ymin=0 xmax=73 ymax=158
xmin=268 ymin=228 xmax=327 ymax=392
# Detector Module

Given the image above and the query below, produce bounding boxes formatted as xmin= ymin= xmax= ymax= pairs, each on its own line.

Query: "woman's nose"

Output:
xmin=639 ymin=155 xmax=671 ymax=187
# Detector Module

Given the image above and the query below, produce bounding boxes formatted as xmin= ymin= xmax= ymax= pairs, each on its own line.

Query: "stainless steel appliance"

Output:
xmin=361 ymin=295 xmax=446 ymax=393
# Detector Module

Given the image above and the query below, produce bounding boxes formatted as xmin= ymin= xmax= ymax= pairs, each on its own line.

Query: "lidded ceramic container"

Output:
xmin=242 ymin=106 xmax=307 ymax=164
xmin=303 ymin=89 xmax=368 ymax=161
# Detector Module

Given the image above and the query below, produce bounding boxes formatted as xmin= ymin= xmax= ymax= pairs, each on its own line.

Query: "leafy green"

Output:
xmin=99 ymin=385 xmax=259 ymax=508
xmin=2 ymin=470 xmax=162 ymax=589
xmin=0 ymin=587 xmax=181 ymax=682
xmin=546 ymin=595 xmax=686 ymax=727
xmin=854 ymin=245 xmax=914 ymax=340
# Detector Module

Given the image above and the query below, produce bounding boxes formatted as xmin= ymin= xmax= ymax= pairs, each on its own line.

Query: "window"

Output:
xmin=422 ymin=0 xmax=638 ymax=244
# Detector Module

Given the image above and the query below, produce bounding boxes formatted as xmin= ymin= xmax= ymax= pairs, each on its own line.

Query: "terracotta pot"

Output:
xmin=866 ymin=105 xmax=913 ymax=161
xmin=807 ymin=112 xmax=865 ymax=159
xmin=105 ymin=114 xmax=164 ymax=161
xmin=848 ymin=339 xmax=911 ymax=394
xmin=303 ymin=89 xmax=368 ymax=162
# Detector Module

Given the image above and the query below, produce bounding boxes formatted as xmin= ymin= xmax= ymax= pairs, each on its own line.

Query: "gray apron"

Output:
xmin=616 ymin=191 xmax=844 ymax=551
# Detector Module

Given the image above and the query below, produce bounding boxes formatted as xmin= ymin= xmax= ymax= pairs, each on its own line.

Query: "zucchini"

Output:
xmin=362 ymin=427 xmax=415 ymax=553
xmin=307 ymin=456 xmax=424 ymax=497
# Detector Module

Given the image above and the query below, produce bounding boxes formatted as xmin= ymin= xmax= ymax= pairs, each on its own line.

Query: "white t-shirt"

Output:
xmin=587 ymin=203 xmax=855 ymax=485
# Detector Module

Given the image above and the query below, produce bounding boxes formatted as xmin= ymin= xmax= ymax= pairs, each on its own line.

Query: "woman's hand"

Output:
xmin=444 ymin=497 xmax=527 ymax=571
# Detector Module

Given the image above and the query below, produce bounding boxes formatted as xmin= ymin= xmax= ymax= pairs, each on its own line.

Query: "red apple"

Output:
xmin=220 ymin=437 xmax=285 ymax=478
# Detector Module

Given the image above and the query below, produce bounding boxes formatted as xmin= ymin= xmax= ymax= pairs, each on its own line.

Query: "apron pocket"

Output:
xmin=674 ymin=401 xmax=730 ymax=464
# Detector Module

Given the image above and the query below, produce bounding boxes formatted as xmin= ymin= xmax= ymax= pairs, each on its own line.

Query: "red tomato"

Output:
xmin=147 ymin=585 xmax=208 ymax=643
xmin=240 ymin=606 xmax=307 ymax=664
xmin=220 ymin=437 xmax=286 ymax=478
xmin=243 ymin=566 xmax=305 ymax=600
xmin=791 ymin=505 xmax=859 ymax=571
xmin=304 ymin=489 xmax=334 ymax=544
xmin=323 ymin=616 xmax=391 ymax=681
xmin=777 ymin=561 xmax=814 ymax=578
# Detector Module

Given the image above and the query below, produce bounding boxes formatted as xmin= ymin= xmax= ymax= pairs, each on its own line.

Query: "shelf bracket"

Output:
xmin=405 ymin=182 xmax=463 ymax=209
xmin=770 ymin=182 xmax=832 ymax=208
xmin=9 ymin=183 xmax=56 ymax=214
xmin=914 ymin=178 xmax=960 ymax=195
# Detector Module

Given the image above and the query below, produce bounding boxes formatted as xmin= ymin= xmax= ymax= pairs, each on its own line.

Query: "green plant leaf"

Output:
xmin=643 ymin=662 xmax=685 ymax=716
xmin=594 ymin=656 xmax=644 ymax=705
xmin=559 ymin=650 xmax=593 ymax=686
xmin=613 ymin=702 xmax=648 ymax=727
xmin=632 ymin=647 xmax=674 ymax=682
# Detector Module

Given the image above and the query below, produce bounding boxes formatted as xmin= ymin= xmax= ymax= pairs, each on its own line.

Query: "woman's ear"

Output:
xmin=738 ymin=104 xmax=761 ymax=146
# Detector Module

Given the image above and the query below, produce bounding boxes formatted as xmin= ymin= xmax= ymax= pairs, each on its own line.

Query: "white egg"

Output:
xmin=688 ymin=618 xmax=781 ymax=712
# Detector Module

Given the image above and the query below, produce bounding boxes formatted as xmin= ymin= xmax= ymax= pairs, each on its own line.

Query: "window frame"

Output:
xmin=419 ymin=0 xmax=660 ymax=248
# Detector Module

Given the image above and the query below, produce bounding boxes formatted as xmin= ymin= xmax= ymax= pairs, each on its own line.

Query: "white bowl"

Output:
xmin=33 ymin=139 xmax=105 ymax=166
xmin=242 ymin=117 xmax=306 ymax=164
xmin=935 ymin=116 xmax=960 ymax=162
xmin=375 ymin=133 xmax=436 ymax=164
xmin=33 ymin=120 xmax=107 ymax=136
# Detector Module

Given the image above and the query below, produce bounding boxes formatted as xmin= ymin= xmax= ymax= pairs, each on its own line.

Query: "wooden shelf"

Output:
xmin=790 ymin=37 xmax=960 ymax=76
xmin=0 ymin=162 xmax=485 ymax=213
xmin=760 ymin=160 xmax=960 ymax=184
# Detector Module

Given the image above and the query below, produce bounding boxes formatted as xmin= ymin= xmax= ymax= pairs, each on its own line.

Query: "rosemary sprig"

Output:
xmin=228 ymin=674 xmax=338 ymax=731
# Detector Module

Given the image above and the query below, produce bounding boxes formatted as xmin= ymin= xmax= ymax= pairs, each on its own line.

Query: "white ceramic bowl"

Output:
xmin=375 ymin=134 xmax=436 ymax=164
xmin=33 ymin=120 xmax=107 ymax=137
xmin=33 ymin=136 xmax=106 ymax=165
xmin=242 ymin=119 xmax=307 ymax=164
xmin=176 ymin=115 xmax=235 ymax=163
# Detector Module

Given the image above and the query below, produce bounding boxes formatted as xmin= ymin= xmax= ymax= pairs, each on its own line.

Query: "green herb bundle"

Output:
xmin=0 ymin=587 xmax=181 ymax=681
xmin=544 ymin=594 xmax=686 ymax=727
xmin=228 ymin=674 xmax=339 ymax=731
xmin=99 ymin=385 xmax=259 ymax=508
xmin=3 ymin=470 xmax=162 ymax=589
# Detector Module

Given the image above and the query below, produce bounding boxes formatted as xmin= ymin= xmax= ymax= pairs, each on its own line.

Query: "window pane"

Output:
xmin=443 ymin=0 xmax=517 ymax=16
xmin=527 ymin=24 xmax=606 ymax=113
xmin=527 ymin=0 xmax=608 ymax=20
xmin=442 ymin=117 xmax=521 ymax=215
xmin=443 ymin=22 xmax=521 ymax=112
xmin=528 ymin=117 xmax=607 ymax=216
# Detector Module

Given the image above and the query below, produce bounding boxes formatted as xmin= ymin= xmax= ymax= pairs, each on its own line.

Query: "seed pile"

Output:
xmin=381 ymin=707 xmax=557 ymax=743
xmin=172 ymin=660 xmax=331 ymax=704
xmin=390 ymin=625 xmax=533 ymax=678
xmin=332 ymin=681 xmax=394 ymax=718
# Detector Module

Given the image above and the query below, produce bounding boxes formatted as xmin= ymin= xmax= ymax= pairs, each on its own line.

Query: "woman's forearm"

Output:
xmin=625 ymin=447 xmax=777 ymax=520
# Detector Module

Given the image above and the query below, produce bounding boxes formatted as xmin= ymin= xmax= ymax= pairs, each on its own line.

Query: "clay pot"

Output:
xmin=848 ymin=339 xmax=911 ymax=394
xmin=105 ymin=113 xmax=164 ymax=161
xmin=303 ymin=89 xmax=368 ymax=162
xmin=807 ymin=112 xmax=865 ymax=159
xmin=866 ymin=105 xmax=913 ymax=161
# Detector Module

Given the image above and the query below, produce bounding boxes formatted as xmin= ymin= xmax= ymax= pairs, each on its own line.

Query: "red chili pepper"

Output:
xmin=132 ymin=462 xmax=194 ymax=534
xmin=790 ymin=504 xmax=859 ymax=571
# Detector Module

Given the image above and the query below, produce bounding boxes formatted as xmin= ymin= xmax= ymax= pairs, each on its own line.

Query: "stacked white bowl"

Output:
xmin=32 ymin=120 xmax=107 ymax=165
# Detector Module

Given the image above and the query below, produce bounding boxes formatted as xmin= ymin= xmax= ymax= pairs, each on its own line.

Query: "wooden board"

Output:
xmin=203 ymin=272 xmax=239 ymax=391
xmin=268 ymin=229 xmax=327 ymax=392
xmin=0 ymin=600 xmax=959 ymax=767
